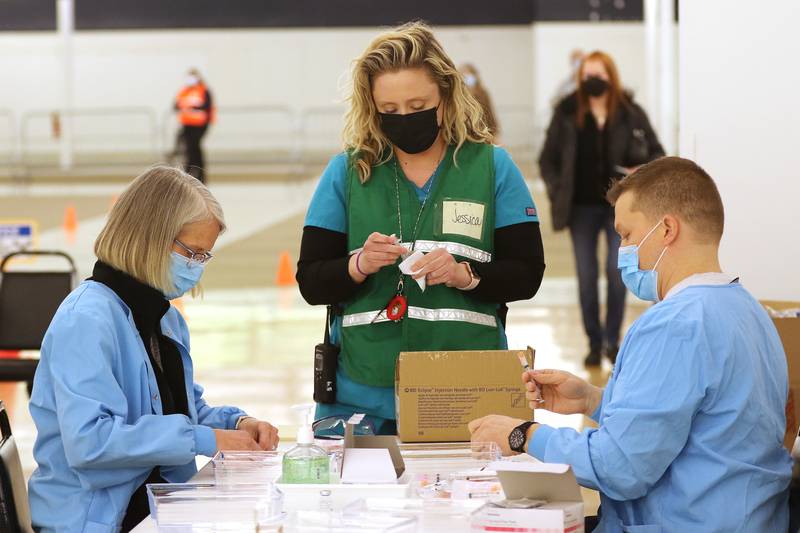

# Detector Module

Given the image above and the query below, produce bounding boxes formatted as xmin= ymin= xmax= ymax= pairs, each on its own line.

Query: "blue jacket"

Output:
xmin=528 ymin=282 xmax=792 ymax=532
xmin=27 ymin=281 xmax=247 ymax=532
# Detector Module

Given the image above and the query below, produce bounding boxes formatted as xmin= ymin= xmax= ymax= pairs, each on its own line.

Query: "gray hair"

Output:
xmin=94 ymin=165 xmax=225 ymax=294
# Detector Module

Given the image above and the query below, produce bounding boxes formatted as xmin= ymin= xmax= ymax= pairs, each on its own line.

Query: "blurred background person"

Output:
xmin=552 ymin=49 xmax=585 ymax=105
xmin=459 ymin=63 xmax=500 ymax=143
xmin=174 ymin=68 xmax=215 ymax=183
xmin=538 ymin=50 xmax=663 ymax=367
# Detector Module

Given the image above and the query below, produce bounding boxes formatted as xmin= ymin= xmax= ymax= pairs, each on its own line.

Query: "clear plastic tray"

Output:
xmin=286 ymin=509 xmax=417 ymax=532
xmin=346 ymin=497 xmax=485 ymax=516
xmin=146 ymin=482 xmax=284 ymax=531
xmin=397 ymin=442 xmax=501 ymax=499
xmin=277 ymin=482 xmax=410 ymax=513
xmin=344 ymin=498 xmax=484 ymax=532
xmin=398 ymin=442 xmax=501 ymax=477
xmin=398 ymin=442 xmax=501 ymax=468
xmin=211 ymin=450 xmax=283 ymax=485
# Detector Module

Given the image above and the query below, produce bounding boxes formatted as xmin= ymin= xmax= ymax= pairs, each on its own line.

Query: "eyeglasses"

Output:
xmin=174 ymin=239 xmax=214 ymax=266
xmin=312 ymin=415 xmax=376 ymax=440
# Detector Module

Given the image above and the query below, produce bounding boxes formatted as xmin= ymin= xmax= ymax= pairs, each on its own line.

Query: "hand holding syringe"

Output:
xmin=518 ymin=346 xmax=545 ymax=405
xmin=518 ymin=352 xmax=605 ymax=417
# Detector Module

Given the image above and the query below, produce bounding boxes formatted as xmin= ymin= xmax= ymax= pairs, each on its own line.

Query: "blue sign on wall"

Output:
xmin=0 ymin=221 xmax=36 ymax=257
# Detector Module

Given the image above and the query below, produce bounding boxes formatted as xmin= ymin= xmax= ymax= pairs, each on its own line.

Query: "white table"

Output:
xmin=131 ymin=459 xmax=414 ymax=532
xmin=131 ymin=445 xmax=532 ymax=532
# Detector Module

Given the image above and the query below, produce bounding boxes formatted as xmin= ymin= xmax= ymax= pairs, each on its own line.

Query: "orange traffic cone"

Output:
xmin=275 ymin=251 xmax=296 ymax=286
xmin=171 ymin=297 xmax=186 ymax=319
xmin=63 ymin=205 xmax=78 ymax=243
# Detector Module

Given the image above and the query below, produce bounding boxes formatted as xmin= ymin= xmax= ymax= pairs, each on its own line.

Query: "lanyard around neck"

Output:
xmin=392 ymin=150 xmax=445 ymax=251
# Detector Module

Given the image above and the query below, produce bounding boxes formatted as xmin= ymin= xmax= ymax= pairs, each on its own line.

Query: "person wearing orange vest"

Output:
xmin=174 ymin=69 xmax=215 ymax=183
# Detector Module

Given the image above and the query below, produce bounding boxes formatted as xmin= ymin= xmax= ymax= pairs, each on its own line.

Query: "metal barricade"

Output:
xmin=11 ymin=103 xmax=542 ymax=177
xmin=298 ymin=105 xmax=347 ymax=166
xmin=0 ymin=110 xmax=16 ymax=177
xmin=19 ymin=107 xmax=159 ymax=171
xmin=495 ymin=104 xmax=537 ymax=168
xmin=161 ymin=104 xmax=300 ymax=167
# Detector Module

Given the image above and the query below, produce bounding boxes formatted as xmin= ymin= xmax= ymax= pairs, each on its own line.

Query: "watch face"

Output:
xmin=509 ymin=428 xmax=524 ymax=451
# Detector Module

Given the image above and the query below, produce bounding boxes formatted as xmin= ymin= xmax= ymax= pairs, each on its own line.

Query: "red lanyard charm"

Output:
xmin=372 ymin=277 xmax=406 ymax=324
xmin=386 ymin=294 xmax=407 ymax=321
xmin=386 ymin=278 xmax=406 ymax=321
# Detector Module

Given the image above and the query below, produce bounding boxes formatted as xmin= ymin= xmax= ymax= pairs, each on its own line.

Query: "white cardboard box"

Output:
xmin=471 ymin=461 xmax=584 ymax=533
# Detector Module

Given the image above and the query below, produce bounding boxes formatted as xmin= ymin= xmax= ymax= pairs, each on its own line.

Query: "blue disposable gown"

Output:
xmin=27 ymin=281 xmax=248 ymax=532
xmin=528 ymin=281 xmax=792 ymax=532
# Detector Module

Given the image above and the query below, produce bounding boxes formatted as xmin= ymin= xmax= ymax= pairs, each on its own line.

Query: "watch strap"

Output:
xmin=510 ymin=420 xmax=537 ymax=453
xmin=457 ymin=261 xmax=480 ymax=291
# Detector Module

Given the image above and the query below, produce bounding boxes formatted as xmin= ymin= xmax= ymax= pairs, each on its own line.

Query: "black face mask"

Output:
xmin=379 ymin=105 xmax=440 ymax=154
xmin=582 ymin=76 xmax=609 ymax=97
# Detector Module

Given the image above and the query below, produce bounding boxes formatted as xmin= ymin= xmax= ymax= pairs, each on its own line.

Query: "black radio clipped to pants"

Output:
xmin=313 ymin=305 xmax=339 ymax=404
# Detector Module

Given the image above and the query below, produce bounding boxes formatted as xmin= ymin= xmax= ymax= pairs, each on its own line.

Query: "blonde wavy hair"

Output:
xmin=342 ymin=21 xmax=492 ymax=183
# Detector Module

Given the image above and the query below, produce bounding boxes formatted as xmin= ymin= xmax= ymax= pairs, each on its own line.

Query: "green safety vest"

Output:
xmin=342 ymin=142 xmax=501 ymax=387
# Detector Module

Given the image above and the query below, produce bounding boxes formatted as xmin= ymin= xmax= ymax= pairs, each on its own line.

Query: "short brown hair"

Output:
xmin=607 ymin=157 xmax=724 ymax=243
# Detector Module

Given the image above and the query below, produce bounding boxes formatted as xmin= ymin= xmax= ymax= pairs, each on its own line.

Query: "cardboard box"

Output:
xmin=395 ymin=349 xmax=533 ymax=442
xmin=471 ymin=461 xmax=584 ymax=533
xmin=762 ymin=301 xmax=800 ymax=450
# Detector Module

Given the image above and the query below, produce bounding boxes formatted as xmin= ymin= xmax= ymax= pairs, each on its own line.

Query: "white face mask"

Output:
xmin=185 ymin=75 xmax=199 ymax=86
xmin=463 ymin=74 xmax=477 ymax=88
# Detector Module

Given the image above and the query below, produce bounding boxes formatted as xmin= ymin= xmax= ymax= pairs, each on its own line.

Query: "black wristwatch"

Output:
xmin=509 ymin=421 xmax=537 ymax=453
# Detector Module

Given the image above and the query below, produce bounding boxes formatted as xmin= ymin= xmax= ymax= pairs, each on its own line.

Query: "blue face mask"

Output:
xmin=617 ymin=221 xmax=668 ymax=302
xmin=164 ymin=251 xmax=205 ymax=300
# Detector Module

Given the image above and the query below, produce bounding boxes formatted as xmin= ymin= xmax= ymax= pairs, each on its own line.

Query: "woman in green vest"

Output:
xmin=297 ymin=22 xmax=546 ymax=435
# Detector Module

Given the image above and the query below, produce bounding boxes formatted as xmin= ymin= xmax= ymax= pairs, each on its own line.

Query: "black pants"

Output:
xmin=585 ymin=509 xmax=602 ymax=531
xmin=568 ymin=204 xmax=627 ymax=352
xmin=120 ymin=468 xmax=166 ymax=531
xmin=181 ymin=124 xmax=208 ymax=183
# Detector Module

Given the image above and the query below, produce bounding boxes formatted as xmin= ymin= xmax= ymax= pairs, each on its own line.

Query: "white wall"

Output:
xmin=0 ymin=26 xmax=534 ymax=155
xmin=531 ymin=22 xmax=678 ymax=148
xmin=680 ymin=0 xmax=800 ymax=301
xmin=532 ymin=23 xmax=650 ymax=120
xmin=0 ymin=22 xmax=663 ymax=156
xmin=0 ymin=26 xmax=532 ymax=115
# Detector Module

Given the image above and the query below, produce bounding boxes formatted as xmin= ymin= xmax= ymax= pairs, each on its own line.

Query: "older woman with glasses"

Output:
xmin=27 ymin=166 xmax=279 ymax=532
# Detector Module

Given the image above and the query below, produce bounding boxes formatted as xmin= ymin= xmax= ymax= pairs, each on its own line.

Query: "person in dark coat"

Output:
xmin=538 ymin=50 xmax=664 ymax=366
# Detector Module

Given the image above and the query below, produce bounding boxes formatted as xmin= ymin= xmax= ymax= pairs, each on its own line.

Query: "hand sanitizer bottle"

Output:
xmin=282 ymin=404 xmax=330 ymax=484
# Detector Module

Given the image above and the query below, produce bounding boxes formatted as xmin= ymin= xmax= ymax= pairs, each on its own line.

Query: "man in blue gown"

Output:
xmin=470 ymin=156 xmax=791 ymax=532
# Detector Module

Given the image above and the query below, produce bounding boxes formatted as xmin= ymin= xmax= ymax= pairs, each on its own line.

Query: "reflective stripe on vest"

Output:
xmin=349 ymin=240 xmax=492 ymax=263
xmin=340 ymin=143 xmax=500 ymax=387
xmin=342 ymin=306 xmax=497 ymax=328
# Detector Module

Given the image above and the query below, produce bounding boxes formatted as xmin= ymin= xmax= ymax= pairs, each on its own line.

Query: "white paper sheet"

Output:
xmin=342 ymin=449 xmax=398 ymax=484
xmin=399 ymin=250 xmax=426 ymax=292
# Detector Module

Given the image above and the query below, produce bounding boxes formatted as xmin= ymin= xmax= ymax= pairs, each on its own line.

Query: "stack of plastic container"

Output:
xmin=146 ymin=482 xmax=285 ymax=531
xmin=211 ymin=450 xmax=283 ymax=486
xmin=398 ymin=442 xmax=503 ymax=500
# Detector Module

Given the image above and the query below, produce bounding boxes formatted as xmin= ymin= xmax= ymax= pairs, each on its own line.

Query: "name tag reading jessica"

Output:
xmin=442 ymin=200 xmax=485 ymax=240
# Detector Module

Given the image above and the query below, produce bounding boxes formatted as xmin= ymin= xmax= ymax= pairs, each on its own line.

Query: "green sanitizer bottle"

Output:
xmin=282 ymin=404 xmax=330 ymax=484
